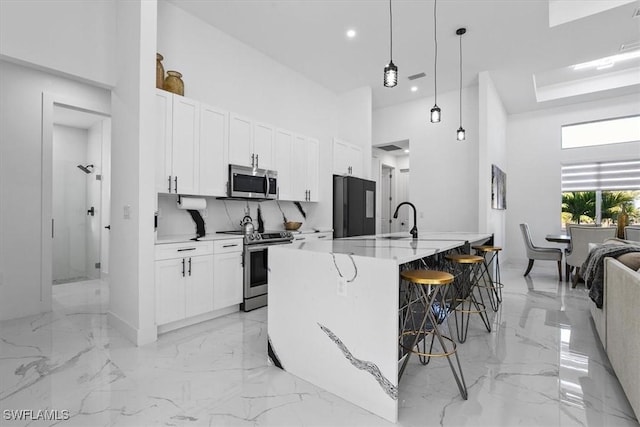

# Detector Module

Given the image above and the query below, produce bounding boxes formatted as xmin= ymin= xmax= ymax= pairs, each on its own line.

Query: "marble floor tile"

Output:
xmin=0 ymin=266 xmax=638 ymax=426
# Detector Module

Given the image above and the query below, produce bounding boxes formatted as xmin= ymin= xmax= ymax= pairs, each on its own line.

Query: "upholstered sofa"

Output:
xmin=589 ymin=253 xmax=640 ymax=418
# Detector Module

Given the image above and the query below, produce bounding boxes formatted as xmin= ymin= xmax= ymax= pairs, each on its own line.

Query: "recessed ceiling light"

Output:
xmin=404 ymin=149 xmax=410 ymax=153
xmin=346 ymin=29 xmax=356 ymax=38
xmin=410 ymin=86 xmax=418 ymax=92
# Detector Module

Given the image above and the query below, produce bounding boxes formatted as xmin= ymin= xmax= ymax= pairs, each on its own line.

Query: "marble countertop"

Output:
xmin=276 ymin=231 xmax=491 ymax=265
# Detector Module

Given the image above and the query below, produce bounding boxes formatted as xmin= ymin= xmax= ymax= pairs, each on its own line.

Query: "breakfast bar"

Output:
xmin=267 ymin=232 xmax=491 ymax=422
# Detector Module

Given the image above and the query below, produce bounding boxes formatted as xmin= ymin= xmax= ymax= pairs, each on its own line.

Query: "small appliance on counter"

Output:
xmin=333 ymin=175 xmax=376 ymax=238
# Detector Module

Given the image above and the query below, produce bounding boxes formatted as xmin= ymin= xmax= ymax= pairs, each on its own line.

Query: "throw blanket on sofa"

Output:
xmin=580 ymin=244 xmax=640 ymax=308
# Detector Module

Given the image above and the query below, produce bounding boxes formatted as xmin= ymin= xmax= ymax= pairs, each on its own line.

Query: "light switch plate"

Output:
xmin=123 ymin=205 xmax=131 ymax=219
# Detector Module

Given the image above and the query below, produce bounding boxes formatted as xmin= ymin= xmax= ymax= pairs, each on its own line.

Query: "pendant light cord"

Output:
xmin=459 ymin=32 xmax=463 ymax=127
xmin=389 ymin=0 xmax=393 ymax=61
xmin=433 ymin=0 xmax=438 ymax=105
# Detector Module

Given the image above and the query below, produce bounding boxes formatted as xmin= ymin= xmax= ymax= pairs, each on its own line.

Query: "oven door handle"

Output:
xmin=245 ymin=242 xmax=292 ymax=252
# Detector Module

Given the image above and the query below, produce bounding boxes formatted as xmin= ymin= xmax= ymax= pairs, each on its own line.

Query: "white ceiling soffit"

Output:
xmin=534 ymin=52 xmax=640 ymax=102
xmin=548 ymin=0 xmax=637 ymax=27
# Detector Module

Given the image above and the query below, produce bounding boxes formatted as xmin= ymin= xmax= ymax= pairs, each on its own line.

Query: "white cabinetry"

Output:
xmin=199 ymin=104 xmax=228 ymax=197
xmin=228 ymin=114 xmax=274 ymax=170
xmin=289 ymin=135 xmax=320 ymax=202
xmin=155 ymin=89 xmax=228 ymax=196
xmin=292 ymin=231 xmax=332 ymax=242
xmin=333 ymin=138 xmax=363 ymax=178
xmin=212 ymin=239 xmax=243 ymax=310
xmin=155 ymin=242 xmax=214 ymax=325
xmin=274 ymin=128 xmax=294 ymax=200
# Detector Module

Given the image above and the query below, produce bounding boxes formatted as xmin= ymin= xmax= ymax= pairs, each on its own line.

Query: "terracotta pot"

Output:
xmin=156 ymin=53 xmax=165 ymax=89
xmin=163 ymin=70 xmax=184 ymax=96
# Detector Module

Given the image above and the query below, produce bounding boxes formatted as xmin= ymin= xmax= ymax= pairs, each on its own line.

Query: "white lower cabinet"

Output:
xmin=155 ymin=241 xmax=214 ymax=326
xmin=213 ymin=250 xmax=243 ymax=310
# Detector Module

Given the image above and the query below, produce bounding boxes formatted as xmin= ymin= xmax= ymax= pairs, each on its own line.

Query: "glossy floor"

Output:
xmin=0 ymin=265 xmax=638 ymax=426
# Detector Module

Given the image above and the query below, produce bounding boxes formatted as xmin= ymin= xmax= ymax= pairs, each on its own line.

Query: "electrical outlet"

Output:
xmin=420 ymin=211 xmax=424 ymax=219
xmin=337 ymin=277 xmax=347 ymax=297
xmin=123 ymin=205 xmax=131 ymax=219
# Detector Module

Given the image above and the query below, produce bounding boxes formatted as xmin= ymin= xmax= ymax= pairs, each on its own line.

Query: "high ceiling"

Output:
xmin=168 ymin=0 xmax=640 ymax=114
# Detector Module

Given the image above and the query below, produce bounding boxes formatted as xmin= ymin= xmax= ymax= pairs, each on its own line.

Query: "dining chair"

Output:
xmin=624 ymin=225 xmax=640 ymax=242
xmin=519 ymin=223 xmax=563 ymax=280
xmin=565 ymin=225 xmax=616 ymax=286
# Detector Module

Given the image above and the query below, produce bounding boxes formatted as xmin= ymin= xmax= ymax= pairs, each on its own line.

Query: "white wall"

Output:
xmin=108 ymin=0 xmax=157 ymax=345
xmin=0 ymin=60 xmax=111 ymax=321
xmin=0 ymin=0 xmax=116 ymax=87
xmin=373 ymin=86 xmax=480 ymax=232
xmin=506 ymin=93 xmax=640 ymax=265
xmin=52 ymin=125 xmax=88 ymax=282
xmin=478 ymin=72 xmax=508 ymax=253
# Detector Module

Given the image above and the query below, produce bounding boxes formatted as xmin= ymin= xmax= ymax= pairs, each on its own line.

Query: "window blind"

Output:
xmin=561 ymin=160 xmax=640 ymax=191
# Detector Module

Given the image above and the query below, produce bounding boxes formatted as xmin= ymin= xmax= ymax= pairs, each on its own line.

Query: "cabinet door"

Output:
xmin=155 ymin=90 xmax=173 ymax=193
xmin=253 ymin=122 xmax=274 ymax=170
xmin=291 ymin=134 xmax=308 ymax=201
xmin=200 ymin=104 xmax=228 ymax=196
xmin=274 ymin=129 xmax=293 ymax=200
xmin=333 ymin=138 xmax=351 ymax=175
xmin=228 ymin=113 xmax=253 ymax=167
xmin=155 ymin=258 xmax=186 ymax=325
xmin=213 ymin=251 xmax=243 ymax=310
xmin=185 ymin=255 xmax=214 ymax=318
xmin=306 ymin=138 xmax=320 ymax=202
xmin=348 ymin=144 xmax=364 ymax=178
xmin=172 ymin=96 xmax=200 ymax=195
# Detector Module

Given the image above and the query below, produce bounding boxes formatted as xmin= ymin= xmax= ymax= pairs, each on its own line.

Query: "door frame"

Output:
xmin=41 ymin=93 xmax=110 ymax=302
xmin=381 ymin=164 xmax=395 ymax=234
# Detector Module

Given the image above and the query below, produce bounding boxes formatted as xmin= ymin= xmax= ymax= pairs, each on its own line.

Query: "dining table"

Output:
xmin=546 ymin=234 xmax=570 ymax=244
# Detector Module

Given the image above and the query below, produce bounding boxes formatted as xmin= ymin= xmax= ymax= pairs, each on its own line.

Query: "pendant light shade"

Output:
xmin=383 ymin=0 xmax=398 ymax=88
xmin=430 ymin=0 xmax=440 ymax=123
xmin=384 ymin=61 xmax=398 ymax=87
xmin=456 ymin=27 xmax=466 ymax=141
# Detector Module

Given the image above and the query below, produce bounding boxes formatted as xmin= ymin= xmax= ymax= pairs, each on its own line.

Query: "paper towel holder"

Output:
xmin=77 ymin=164 xmax=94 ymax=174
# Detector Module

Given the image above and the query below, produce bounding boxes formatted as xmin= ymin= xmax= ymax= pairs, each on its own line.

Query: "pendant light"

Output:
xmin=383 ymin=0 xmax=398 ymax=87
xmin=430 ymin=0 xmax=440 ymax=122
xmin=456 ymin=27 xmax=466 ymax=141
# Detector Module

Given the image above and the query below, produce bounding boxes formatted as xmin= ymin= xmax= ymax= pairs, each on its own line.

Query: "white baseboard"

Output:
xmin=108 ymin=311 xmax=157 ymax=346
xmin=157 ymin=305 xmax=239 ymax=335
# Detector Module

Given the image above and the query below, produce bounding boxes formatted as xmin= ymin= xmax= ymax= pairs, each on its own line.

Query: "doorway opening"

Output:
xmin=51 ymin=106 xmax=111 ymax=286
xmin=380 ymin=165 xmax=395 ymax=234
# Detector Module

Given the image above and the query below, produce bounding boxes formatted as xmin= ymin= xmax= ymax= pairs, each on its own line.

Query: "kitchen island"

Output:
xmin=267 ymin=231 xmax=491 ymax=422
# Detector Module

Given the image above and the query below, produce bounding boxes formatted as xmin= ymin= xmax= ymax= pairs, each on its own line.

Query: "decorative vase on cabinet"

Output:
xmin=164 ymin=70 xmax=184 ymax=96
xmin=156 ymin=53 xmax=165 ymax=89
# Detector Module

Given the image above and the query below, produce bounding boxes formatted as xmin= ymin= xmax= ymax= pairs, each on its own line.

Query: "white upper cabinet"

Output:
xmin=274 ymin=128 xmax=294 ymax=201
xmin=252 ymin=122 xmax=275 ymax=170
xmin=155 ymin=90 xmax=173 ymax=194
xmin=228 ymin=114 xmax=274 ymax=170
xmin=199 ymin=104 xmax=228 ymax=197
xmin=228 ymin=113 xmax=253 ymax=168
xmin=291 ymin=134 xmax=308 ymax=201
xmin=333 ymin=137 xmax=363 ymax=178
xmin=306 ymin=138 xmax=320 ymax=202
xmin=171 ymin=96 xmax=200 ymax=195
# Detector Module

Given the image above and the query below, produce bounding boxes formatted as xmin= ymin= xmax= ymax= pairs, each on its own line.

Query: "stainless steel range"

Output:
xmin=217 ymin=230 xmax=293 ymax=311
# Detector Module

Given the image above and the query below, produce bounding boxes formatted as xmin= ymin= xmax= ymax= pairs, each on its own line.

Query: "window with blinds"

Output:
xmin=561 ymin=160 xmax=640 ymax=191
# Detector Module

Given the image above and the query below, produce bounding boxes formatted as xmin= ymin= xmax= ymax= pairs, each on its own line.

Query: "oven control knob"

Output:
xmin=255 ymin=234 xmax=261 ymax=240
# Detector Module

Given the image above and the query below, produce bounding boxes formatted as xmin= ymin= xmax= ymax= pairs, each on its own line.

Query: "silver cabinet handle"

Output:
xmin=296 ymin=237 xmax=306 ymax=241
xmin=188 ymin=257 xmax=192 ymax=276
xmin=177 ymin=247 xmax=196 ymax=252
xmin=318 ymin=235 xmax=327 ymax=239
xmin=182 ymin=258 xmax=185 ymax=277
xmin=168 ymin=176 xmax=172 ymax=193
xmin=223 ymin=243 xmax=239 ymax=248
xmin=174 ymin=176 xmax=178 ymax=193
xmin=256 ymin=154 xmax=259 ymax=168
xmin=251 ymin=153 xmax=255 ymax=167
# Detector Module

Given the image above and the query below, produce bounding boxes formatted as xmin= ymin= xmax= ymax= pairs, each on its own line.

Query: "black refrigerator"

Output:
xmin=333 ymin=175 xmax=376 ymax=238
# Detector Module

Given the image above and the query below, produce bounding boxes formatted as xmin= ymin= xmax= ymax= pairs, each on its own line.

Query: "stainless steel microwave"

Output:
xmin=228 ymin=164 xmax=278 ymax=199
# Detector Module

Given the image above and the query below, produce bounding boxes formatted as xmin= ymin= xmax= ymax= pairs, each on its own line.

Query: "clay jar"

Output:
xmin=163 ymin=70 xmax=184 ymax=96
xmin=156 ymin=53 xmax=165 ymax=89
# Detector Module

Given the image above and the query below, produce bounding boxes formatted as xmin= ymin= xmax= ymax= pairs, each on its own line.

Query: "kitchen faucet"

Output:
xmin=393 ymin=202 xmax=418 ymax=239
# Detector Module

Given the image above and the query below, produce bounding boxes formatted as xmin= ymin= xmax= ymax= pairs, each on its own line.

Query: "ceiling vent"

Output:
xmin=376 ymin=144 xmax=403 ymax=151
xmin=407 ymin=72 xmax=426 ymax=81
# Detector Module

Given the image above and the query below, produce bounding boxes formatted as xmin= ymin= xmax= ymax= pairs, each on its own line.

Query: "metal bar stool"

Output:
xmin=445 ymin=254 xmax=492 ymax=343
xmin=472 ymin=245 xmax=504 ymax=312
xmin=398 ymin=269 xmax=468 ymax=400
